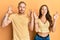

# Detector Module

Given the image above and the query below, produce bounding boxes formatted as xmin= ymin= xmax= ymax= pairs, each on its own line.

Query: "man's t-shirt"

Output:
xmin=9 ymin=13 xmax=30 ymax=40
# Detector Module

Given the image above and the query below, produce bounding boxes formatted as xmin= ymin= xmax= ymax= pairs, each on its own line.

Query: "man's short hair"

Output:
xmin=18 ymin=1 xmax=26 ymax=7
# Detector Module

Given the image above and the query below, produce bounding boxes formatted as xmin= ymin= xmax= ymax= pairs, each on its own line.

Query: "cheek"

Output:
xmin=41 ymin=9 xmax=47 ymax=15
xmin=18 ymin=8 xmax=21 ymax=11
xmin=45 ymin=10 xmax=47 ymax=13
xmin=41 ymin=10 xmax=44 ymax=13
xmin=22 ymin=8 xmax=25 ymax=11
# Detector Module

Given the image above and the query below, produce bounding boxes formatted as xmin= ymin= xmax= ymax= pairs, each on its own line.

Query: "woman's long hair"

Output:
xmin=38 ymin=5 xmax=53 ymax=31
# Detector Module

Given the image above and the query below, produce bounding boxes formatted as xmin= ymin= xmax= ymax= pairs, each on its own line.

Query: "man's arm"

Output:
xmin=1 ymin=13 xmax=11 ymax=27
xmin=1 ymin=6 xmax=13 ymax=27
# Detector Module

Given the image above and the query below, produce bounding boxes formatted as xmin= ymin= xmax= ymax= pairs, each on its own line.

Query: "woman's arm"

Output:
xmin=34 ymin=12 xmax=39 ymax=32
xmin=52 ymin=19 xmax=56 ymax=32
xmin=35 ymin=19 xmax=39 ymax=32
xmin=28 ymin=11 xmax=34 ymax=31
xmin=52 ymin=12 xmax=59 ymax=32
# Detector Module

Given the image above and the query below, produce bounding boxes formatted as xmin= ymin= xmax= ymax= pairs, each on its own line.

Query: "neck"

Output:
xmin=18 ymin=12 xmax=25 ymax=15
xmin=42 ymin=15 xmax=45 ymax=18
xmin=41 ymin=15 xmax=46 ymax=20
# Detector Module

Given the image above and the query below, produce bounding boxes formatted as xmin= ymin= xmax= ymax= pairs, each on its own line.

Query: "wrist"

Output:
xmin=6 ymin=13 xmax=9 ymax=17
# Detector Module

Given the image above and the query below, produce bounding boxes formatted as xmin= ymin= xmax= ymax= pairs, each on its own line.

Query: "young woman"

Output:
xmin=29 ymin=5 xmax=58 ymax=40
xmin=33 ymin=5 xmax=58 ymax=40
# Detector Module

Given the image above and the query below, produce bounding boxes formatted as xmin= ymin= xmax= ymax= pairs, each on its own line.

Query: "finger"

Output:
xmin=8 ymin=6 xmax=13 ymax=14
xmin=8 ymin=6 xmax=12 ymax=11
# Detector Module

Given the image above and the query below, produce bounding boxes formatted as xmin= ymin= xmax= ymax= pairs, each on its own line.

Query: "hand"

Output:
xmin=6 ymin=6 xmax=13 ymax=17
xmin=7 ymin=6 xmax=13 ymax=15
xmin=53 ymin=12 xmax=59 ymax=21
xmin=30 ymin=10 xmax=34 ymax=19
xmin=33 ymin=12 xmax=38 ymax=19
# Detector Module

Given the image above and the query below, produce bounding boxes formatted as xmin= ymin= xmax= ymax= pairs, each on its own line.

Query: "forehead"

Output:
xmin=19 ymin=3 xmax=26 ymax=6
xmin=42 ymin=6 xmax=47 ymax=9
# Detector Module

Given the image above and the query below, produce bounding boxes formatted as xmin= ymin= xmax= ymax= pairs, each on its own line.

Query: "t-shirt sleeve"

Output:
xmin=8 ymin=14 xmax=13 ymax=21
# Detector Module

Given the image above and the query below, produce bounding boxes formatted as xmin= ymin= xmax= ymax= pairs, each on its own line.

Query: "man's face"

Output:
xmin=18 ymin=3 xmax=26 ymax=14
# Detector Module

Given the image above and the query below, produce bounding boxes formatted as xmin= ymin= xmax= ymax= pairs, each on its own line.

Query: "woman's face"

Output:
xmin=41 ymin=6 xmax=47 ymax=16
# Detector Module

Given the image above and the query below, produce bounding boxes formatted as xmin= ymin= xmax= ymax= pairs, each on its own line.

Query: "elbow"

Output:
xmin=1 ymin=23 xmax=7 ymax=28
xmin=35 ymin=29 xmax=39 ymax=32
xmin=52 ymin=30 xmax=55 ymax=32
xmin=52 ymin=28 xmax=56 ymax=32
xmin=29 ymin=28 xmax=33 ymax=31
xmin=29 ymin=23 xmax=34 ymax=31
xmin=52 ymin=31 xmax=55 ymax=32
xmin=29 ymin=26 xmax=34 ymax=31
xmin=2 ymin=24 xmax=5 ymax=28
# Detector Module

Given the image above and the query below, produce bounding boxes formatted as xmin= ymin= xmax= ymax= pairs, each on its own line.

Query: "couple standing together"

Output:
xmin=1 ymin=1 xmax=58 ymax=40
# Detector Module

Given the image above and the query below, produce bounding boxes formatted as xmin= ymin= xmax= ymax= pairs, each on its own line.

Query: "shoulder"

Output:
xmin=9 ymin=13 xmax=17 ymax=17
xmin=47 ymin=20 xmax=49 ymax=22
xmin=24 ymin=14 xmax=30 ymax=22
xmin=8 ymin=13 xmax=17 ymax=20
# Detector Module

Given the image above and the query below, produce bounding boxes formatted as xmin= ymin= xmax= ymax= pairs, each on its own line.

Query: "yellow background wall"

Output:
xmin=0 ymin=0 xmax=60 ymax=40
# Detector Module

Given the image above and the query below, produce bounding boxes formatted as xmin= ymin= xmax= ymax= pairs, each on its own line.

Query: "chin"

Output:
xmin=19 ymin=11 xmax=24 ymax=14
xmin=21 ymin=12 xmax=24 ymax=13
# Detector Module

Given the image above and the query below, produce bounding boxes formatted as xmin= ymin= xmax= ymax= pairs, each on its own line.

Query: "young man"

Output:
xmin=1 ymin=1 xmax=34 ymax=40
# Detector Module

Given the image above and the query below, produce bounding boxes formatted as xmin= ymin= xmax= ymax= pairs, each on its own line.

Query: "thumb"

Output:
xmin=33 ymin=12 xmax=38 ymax=18
xmin=8 ymin=6 xmax=13 ymax=13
